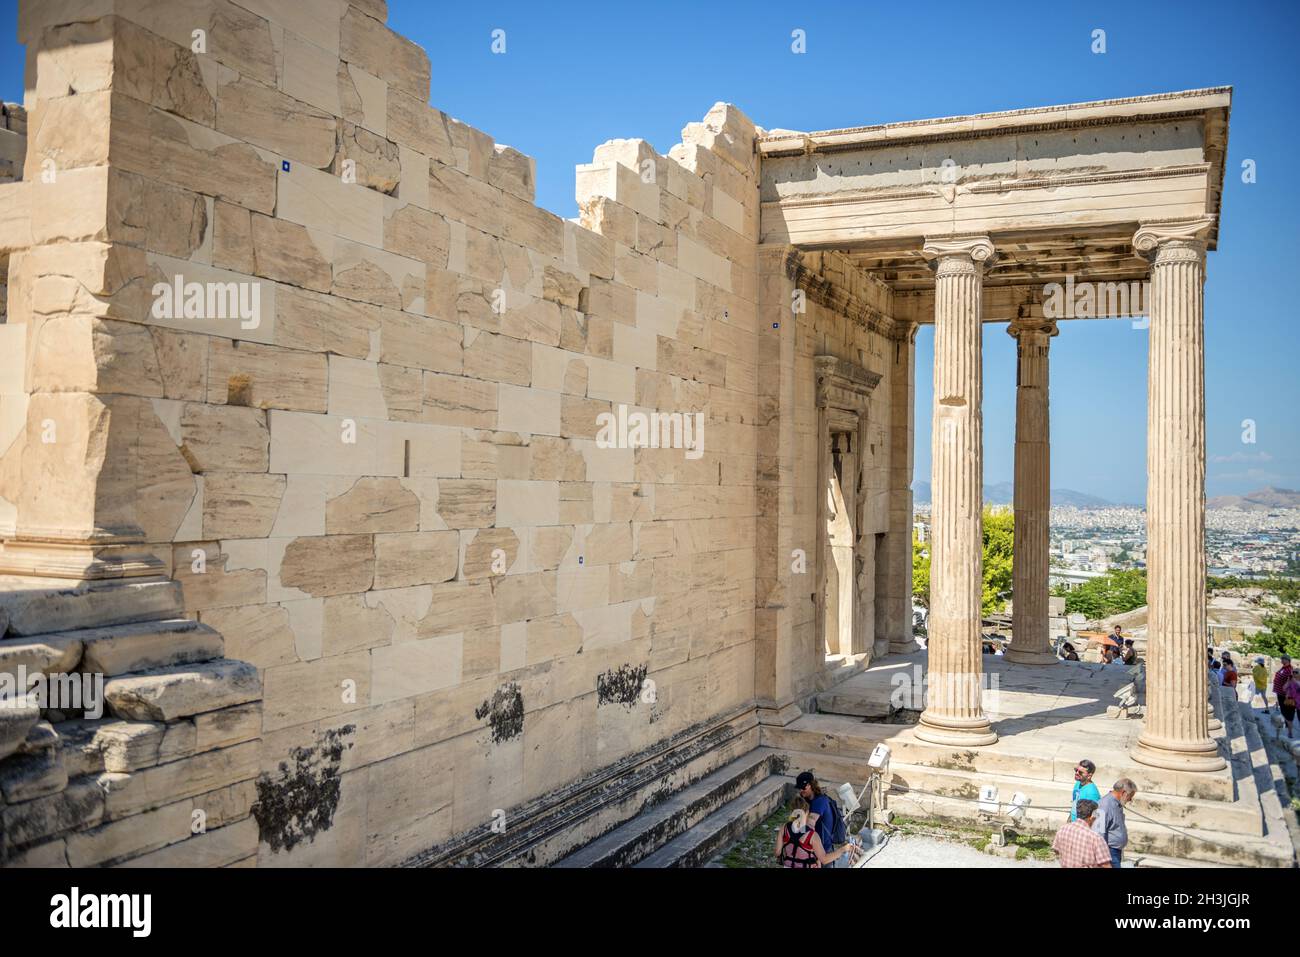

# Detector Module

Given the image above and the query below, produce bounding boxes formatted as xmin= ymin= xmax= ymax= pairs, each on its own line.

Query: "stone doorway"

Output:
xmin=814 ymin=355 xmax=881 ymax=666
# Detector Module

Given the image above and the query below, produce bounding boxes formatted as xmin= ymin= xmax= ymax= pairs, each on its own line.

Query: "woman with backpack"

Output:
xmin=776 ymin=798 xmax=856 ymax=868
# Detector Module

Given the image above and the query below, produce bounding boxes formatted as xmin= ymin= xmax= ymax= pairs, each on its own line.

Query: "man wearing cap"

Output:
xmin=1069 ymin=759 xmax=1100 ymax=821
xmin=1052 ymin=799 xmax=1112 ymax=868
xmin=1274 ymin=656 xmax=1295 ymax=736
xmin=794 ymin=771 xmax=856 ymax=868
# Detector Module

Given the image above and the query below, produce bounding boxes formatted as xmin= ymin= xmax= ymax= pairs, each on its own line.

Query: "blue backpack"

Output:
xmin=824 ymin=794 xmax=849 ymax=846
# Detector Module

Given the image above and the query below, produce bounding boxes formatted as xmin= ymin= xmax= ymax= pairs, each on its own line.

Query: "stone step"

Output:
xmin=815 ymin=687 xmax=891 ymax=719
xmin=0 ymin=694 xmax=39 ymax=762
xmin=79 ymin=619 xmax=223 ymax=676
xmin=883 ymin=787 xmax=1290 ymax=867
xmin=0 ymin=744 xmax=67 ymax=803
xmin=554 ymin=749 xmax=780 ymax=867
xmin=1 ymin=619 xmax=223 ymax=682
xmin=0 ymin=576 xmax=184 ymax=637
xmin=762 ymin=713 xmax=1235 ymax=802
xmin=419 ymin=708 xmax=762 ymax=868
xmin=1232 ymin=699 xmax=1300 ymax=866
xmin=882 ymin=760 xmax=1262 ymax=836
xmin=1130 ymin=851 xmax=1233 ymax=868
xmin=634 ymin=775 xmax=790 ymax=868
xmin=103 ymin=660 xmax=260 ymax=722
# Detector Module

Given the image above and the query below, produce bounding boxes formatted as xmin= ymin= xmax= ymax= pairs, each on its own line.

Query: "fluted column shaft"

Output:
xmin=1131 ymin=219 xmax=1225 ymax=772
xmin=917 ymin=237 xmax=997 ymax=746
xmin=1005 ymin=319 xmax=1058 ymax=664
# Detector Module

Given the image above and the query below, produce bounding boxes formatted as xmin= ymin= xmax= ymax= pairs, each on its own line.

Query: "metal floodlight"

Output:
xmin=977 ymin=784 xmax=999 ymax=814
xmin=1007 ymin=792 xmax=1030 ymax=823
xmin=868 ymin=742 xmax=891 ymax=769
xmin=837 ymin=781 xmax=861 ymax=816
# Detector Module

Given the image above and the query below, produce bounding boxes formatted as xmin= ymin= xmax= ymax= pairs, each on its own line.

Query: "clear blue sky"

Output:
xmin=2 ymin=0 xmax=1296 ymax=505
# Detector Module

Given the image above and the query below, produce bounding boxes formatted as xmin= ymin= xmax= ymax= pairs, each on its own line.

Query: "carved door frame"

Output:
xmin=814 ymin=355 xmax=882 ymax=662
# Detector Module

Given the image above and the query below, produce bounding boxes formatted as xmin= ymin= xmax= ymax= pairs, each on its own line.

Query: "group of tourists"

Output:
xmin=1209 ymin=648 xmax=1296 ymax=735
xmin=1057 ymin=626 xmax=1137 ymax=665
xmin=1100 ymin=625 xmax=1138 ymax=665
xmin=1051 ymin=759 xmax=1137 ymax=868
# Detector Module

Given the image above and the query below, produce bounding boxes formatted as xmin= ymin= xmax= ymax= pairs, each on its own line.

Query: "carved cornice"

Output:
xmin=757 ymin=87 xmax=1232 ymax=155
xmin=763 ymin=164 xmax=1212 ymax=212
xmin=815 ymin=354 xmax=882 ymax=410
xmin=783 ymin=248 xmax=900 ymax=339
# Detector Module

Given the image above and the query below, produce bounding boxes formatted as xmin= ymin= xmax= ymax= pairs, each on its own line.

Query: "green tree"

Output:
xmin=911 ymin=507 xmax=1014 ymax=615
xmin=1243 ymin=578 xmax=1300 ymax=659
xmin=912 ymin=529 xmax=931 ymax=609
xmin=982 ymin=508 xmax=1014 ymax=615
xmin=1246 ymin=607 xmax=1300 ymax=660
xmin=1051 ymin=569 xmax=1147 ymax=619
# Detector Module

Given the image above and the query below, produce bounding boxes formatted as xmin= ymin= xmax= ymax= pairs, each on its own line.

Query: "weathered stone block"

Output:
xmin=1 ymin=777 xmax=104 ymax=851
xmin=215 ymin=74 xmax=337 ymax=169
xmin=206 ymin=339 xmax=329 ymax=412
xmin=202 ymin=472 xmax=287 ymax=539
xmin=341 ymin=6 xmax=430 ymax=102
xmin=372 ymin=530 xmax=458 ymax=589
xmin=278 ymin=534 xmax=375 ymax=597
xmin=180 ymin=403 xmax=270 ymax=473
xmin=80 ymin=619 xmax=224 ymax=677
xmin=104 ymin=660 xmax=260 ymax=722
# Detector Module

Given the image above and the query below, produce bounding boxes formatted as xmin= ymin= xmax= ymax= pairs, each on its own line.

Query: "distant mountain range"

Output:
xmin=912 ymin=482 xmax=1115 ymax=508
xmin=1206 ymin=486 xmax=1300 ymax=511
xmin=910 ymin=484 xmax=1300 ymax=511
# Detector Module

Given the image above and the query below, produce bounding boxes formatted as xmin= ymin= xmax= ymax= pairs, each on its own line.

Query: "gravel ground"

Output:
xmin=865 ymin=833 xmax=1052 ymax=868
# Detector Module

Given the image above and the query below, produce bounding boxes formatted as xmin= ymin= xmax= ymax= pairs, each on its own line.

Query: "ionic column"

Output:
xmin=1131 ymin=218 xmax=1226 ymax=772
xmin=916 ymin=236 xmax=997 ymax=747
xmin=1004 ymin=318 xmax=1058 ymax=665
xmin=885 ymin=322 xmax=919 ymax=655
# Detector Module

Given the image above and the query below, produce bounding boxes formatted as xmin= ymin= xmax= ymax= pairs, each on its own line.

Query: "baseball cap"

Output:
xmin=795 ymin=771 xmax=815 ymax=788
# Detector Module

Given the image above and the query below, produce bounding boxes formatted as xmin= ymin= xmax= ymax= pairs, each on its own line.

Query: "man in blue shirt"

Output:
xmin=1070 ymin=759 xmax=1100 ymax=821
xmin=795 ymin=770 xmax=848 ymax=867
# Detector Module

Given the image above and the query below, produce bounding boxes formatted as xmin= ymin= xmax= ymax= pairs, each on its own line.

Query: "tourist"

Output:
xmin=1279 ymin=664 xmax=1300 ymax=739
xmin=1069 ymin=759 xmax=1100 ymax=821
xmin=775 ymin=797 xmax=851 ymax=868
xmin=794 ymin=771 xmax=857 ymax=867
xmin=1051 ymin=799 xmax=1112 ymax=868
xmin=1273 ymin=656 xmax=1295 ymax=735
xmin=1122 ymin=639 xmax=1137 ymax=666
xmin=1251 ymin=658 xmax=1271 ymax=712
xmin=1091 ymin=778 xmax=1137 ymax=868
xmin=1061 ymin=642 xmax=1080 ymax=662
xmin=1220 ymin=654 xmax=1238 ymax=692
xmin=1111 ymin=624 xmax=1124 ymax=649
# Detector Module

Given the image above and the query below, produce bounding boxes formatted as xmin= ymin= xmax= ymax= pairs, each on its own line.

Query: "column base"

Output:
xmin=0 ymin=541 xmax=167 ymax=580
xmin=1131 ymin=733 xmax=1226 ymax=772
xmin=1003 ymin=648 xmax=1059 ymax=666
xmin=888 ymin=638 xmax=920 ymax=655
xmin=755 ymin=701 xmax=803 ymax=728
xmin=915 ymin=711 xmax=998 ymax=747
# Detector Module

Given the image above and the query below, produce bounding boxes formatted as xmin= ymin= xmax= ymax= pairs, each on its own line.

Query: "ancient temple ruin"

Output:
xmin=0 ymin=0 xmax=1290 ymax=868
